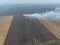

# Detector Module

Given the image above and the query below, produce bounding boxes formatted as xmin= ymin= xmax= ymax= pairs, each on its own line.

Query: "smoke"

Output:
xmin=37 ymin=7 xmax=60 ymax=21
xmin=24 ymin=7 xmax=60 ymax=21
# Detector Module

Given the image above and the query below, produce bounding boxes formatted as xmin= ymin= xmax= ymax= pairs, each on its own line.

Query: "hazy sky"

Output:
xmin=0 ymin=0 xmax=60 ymax=5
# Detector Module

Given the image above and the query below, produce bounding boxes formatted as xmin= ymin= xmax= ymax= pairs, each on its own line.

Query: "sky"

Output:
xmin=0 ymin=0 xmax=60 ymax=5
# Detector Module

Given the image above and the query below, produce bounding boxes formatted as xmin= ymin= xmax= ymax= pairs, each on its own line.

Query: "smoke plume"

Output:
xmin=24 ymin=7 xmax=60 ymax=21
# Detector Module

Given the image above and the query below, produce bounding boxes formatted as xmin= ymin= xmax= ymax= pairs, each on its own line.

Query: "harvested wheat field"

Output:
xmin=0 ymin=16 xmax=13 ymax=45
xmin=37 ymin=17 xmax=60 ymax=39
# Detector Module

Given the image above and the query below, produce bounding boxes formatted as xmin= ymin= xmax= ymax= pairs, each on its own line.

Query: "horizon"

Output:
xmin=0 ymin=0 xmax=60 ymax=5
xmin=0 ymin=3 xmax=60 ymax=6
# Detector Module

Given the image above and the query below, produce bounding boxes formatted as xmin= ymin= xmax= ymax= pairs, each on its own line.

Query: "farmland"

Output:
xmin=4 ymin=15 xmax=57 ymax=45
xmin=37 ymin=17 xmax=60 ymax=39
xmin=0 ymin=4 xmax=60 ymax=45
xmin=37 ymin=16 xmax=60 ymax=45
xmin=0 ymin=16 xmax=13 ymax=45
xmin=0 ymin=15 xmax=60 ymax=45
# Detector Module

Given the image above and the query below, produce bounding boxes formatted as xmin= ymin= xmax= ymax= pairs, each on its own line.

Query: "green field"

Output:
xmin=44 ymin=40 xmax=60 ymax=45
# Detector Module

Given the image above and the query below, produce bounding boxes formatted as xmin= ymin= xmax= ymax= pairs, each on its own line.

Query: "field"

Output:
xmin=4 ymin=16 xmax=34 ymax=45
xmin=0 ymin=16 xmax=13 ymax=45
xmin=36 ymin=16 xmax=60 ymax=45
xmin=0 ymin=4 xmax=60 ymax=45
xmin=3 ymin=15 xmax=57 ymax=45
xmin=25 ymin=16 xmax=57 ymax=44
xmin=44 ymin=40 xmax=60 ymax=45
xmin=0 ymin=15 xmax=59 ymax=45
xmin=37 ymin=18 xmax=60 ymax=39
